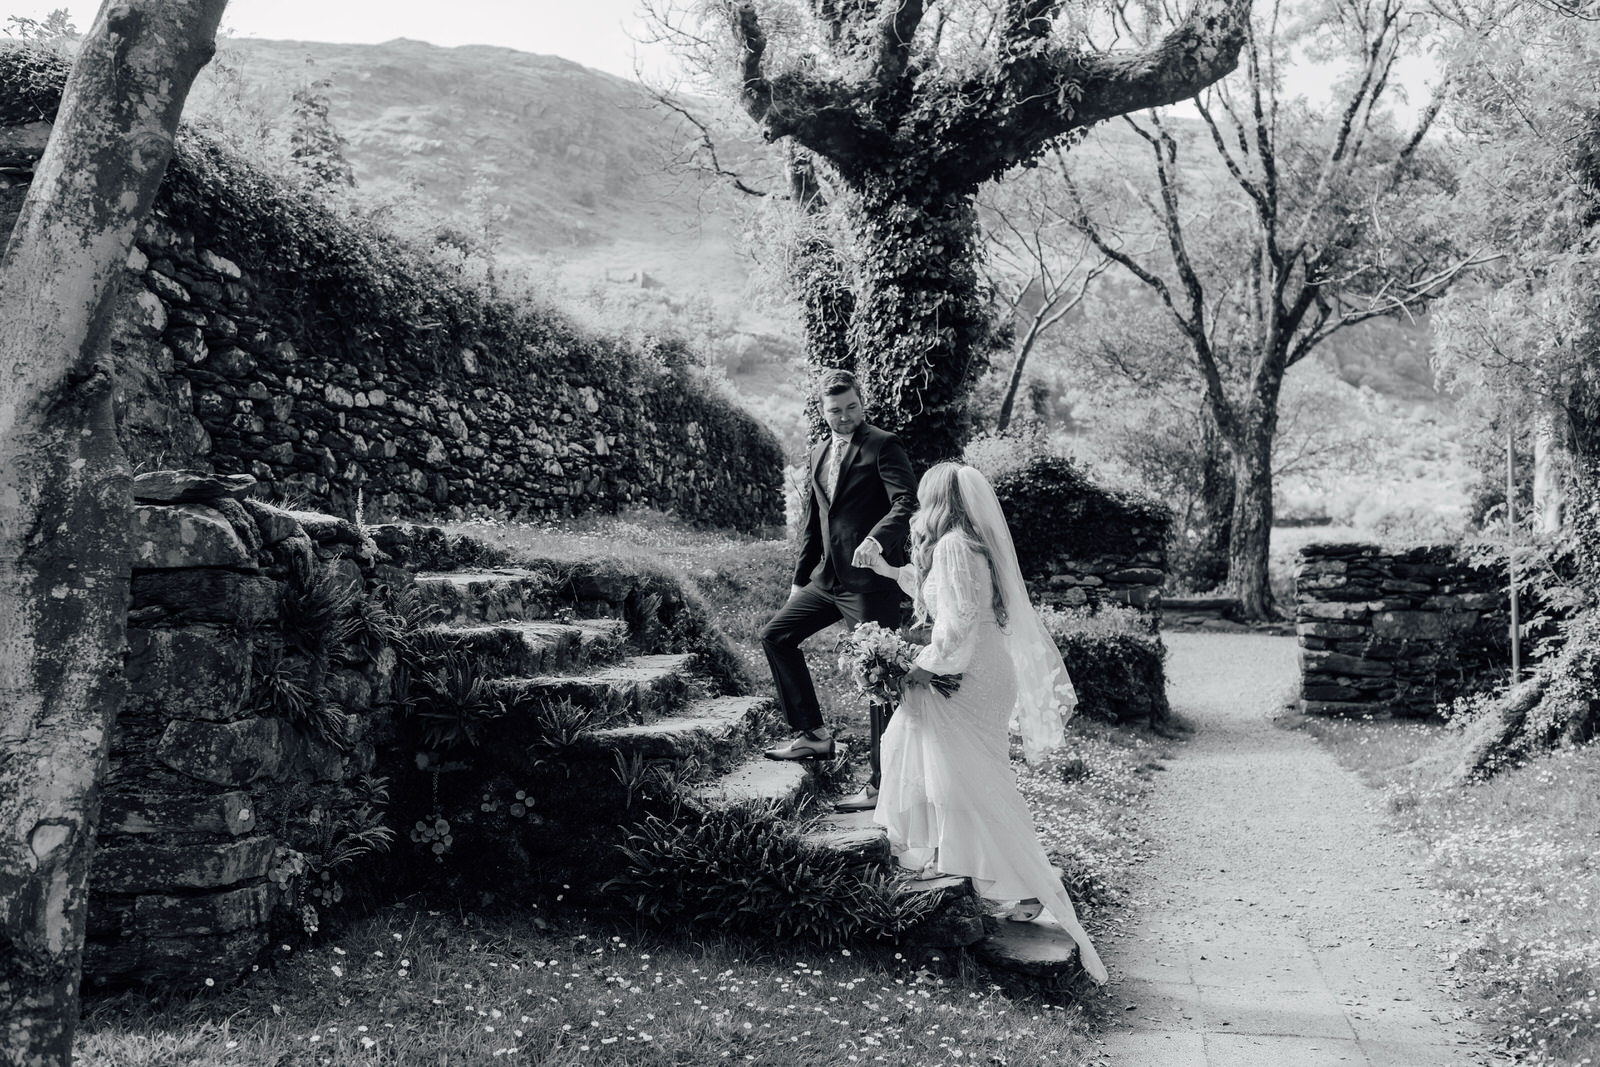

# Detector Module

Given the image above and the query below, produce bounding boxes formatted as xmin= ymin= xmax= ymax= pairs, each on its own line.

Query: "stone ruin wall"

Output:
xmin=89 ymin=471 xmax=408 ymax=990
xmin=102 ymin=214 xmax=781 ymax=532
xmin=1032 ymin=520 xmax=1168 ymax=620
xmin=1295 ymin=542 xmax=1511 ymax=716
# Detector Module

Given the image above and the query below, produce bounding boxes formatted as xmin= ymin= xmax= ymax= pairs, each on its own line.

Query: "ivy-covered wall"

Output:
xmin=991 ymin=456 xmax=1171 ymax=613
xmin=1 ymin=48 xmax=783 ymax=532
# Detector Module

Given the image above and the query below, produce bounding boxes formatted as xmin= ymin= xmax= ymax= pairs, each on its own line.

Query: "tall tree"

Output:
xmin=1064 ymin=0 xmax=1482 ymax=617
xmin=0 ymin=1 xmax=228 ymax=1062
xmin=678 ymin=0 xmax=1254 ymax=467
xmin=1431 ymin=0 xmax=1600 ymax=527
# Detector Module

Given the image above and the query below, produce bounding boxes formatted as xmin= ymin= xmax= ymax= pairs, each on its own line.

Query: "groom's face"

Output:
xmin=821 ymin=388 xmax=864 ymax=438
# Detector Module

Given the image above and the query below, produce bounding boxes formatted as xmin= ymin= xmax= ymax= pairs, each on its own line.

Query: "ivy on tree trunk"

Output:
xmin=725 ymin=0 xmax=1251 ymax=465
xmin=0 ymin=2 xmax=228 ymax=1063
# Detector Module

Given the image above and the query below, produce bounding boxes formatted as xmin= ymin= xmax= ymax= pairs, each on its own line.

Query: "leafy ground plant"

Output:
xmin=1295 ymin=713 xmax=1600 ymax=1067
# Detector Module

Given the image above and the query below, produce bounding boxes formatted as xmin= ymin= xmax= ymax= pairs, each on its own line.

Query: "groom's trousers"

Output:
xmin=760 ymin=583 xmax=901 ymax=788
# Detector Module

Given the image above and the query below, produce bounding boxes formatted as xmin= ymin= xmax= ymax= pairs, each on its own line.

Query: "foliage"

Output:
xmin=1430 ymin=0 xmax=1600 ymax=545
xmin=0 ymin=40 xmax=69 ymax=125
xmin=987 ymin=453 xmax=1171 ymax=571
xmin=401 ymin=652 xmax=505 ymax=753
xmin=2 ymin=9 xmax=77 ymax=47
xmin=606 ymin=800 xmax=941 ymax=947
xmin=286 ymin=80 xmax=355 ymax=190
xmin=1042 ymin=606 xmax=1170 ymax=728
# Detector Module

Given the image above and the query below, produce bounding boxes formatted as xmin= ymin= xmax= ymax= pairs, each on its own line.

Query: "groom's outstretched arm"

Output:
xmin=868 ymin=434 xmax=917 ymax=561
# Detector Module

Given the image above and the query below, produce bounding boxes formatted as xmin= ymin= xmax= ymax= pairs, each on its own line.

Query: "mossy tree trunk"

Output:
xmin=727 ymin=0 xmax=1251 ymax=464
xmin=849 ymin=181 xmax=991 ymax=467
xmin=0 ymin=2 xmax=227 ymax=1062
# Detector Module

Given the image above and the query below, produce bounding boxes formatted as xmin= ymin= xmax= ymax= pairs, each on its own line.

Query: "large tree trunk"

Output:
xmin=1533 ymin=409 xmax=1567 ymax=535
xmin=1189 ymin=416 xmax=1234 ymax=590
xmin=850 ymin=183 xmax=991 ymax=468
xmin=0 ymin=2 xmax=227 ymax=1062
xmin=786 ymin=151 xmax=856 ymax=438
xmin=1226 ymin=417 xmax=1277 ymax=619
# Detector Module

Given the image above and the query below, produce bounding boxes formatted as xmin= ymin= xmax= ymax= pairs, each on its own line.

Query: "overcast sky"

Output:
xmin=6 ymin=0 xmax=673 ymax=80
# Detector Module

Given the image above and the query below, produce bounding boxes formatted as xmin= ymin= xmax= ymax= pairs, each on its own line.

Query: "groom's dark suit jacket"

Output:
xmin=794 ymin=424 xmax=917 ymax=596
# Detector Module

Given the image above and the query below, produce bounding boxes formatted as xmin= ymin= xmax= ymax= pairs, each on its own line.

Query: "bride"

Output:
xmin=858 ymin=461 xmax=1108 ymax=986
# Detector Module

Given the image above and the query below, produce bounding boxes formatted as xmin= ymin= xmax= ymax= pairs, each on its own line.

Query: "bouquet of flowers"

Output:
xmin=836 ymin=621 xmax=961 ymax=705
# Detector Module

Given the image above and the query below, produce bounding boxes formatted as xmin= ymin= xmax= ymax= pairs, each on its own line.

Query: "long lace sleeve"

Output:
xmin=914 ymin=534 xmax=987 ymax=676
xmin=892 ymin=563 xmax=918 ymax=599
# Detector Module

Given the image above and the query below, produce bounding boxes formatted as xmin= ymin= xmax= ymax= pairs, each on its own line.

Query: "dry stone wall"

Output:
xmin=1 ymin=107 xmax=782 ymax=533
xmin=1295 ymin=542 xmax=1510 ymax=716
xmin=104 ymin=212 xmax=781 ymax=531
xmin=90 ymin=470 xmax=405 ymax=989
xmin=1035 ymin=540 xmax=1167 ymax=615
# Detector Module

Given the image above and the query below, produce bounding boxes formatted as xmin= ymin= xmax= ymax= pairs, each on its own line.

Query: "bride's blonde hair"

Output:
xmin=910 ymin=462 xmax=1008 ymax=627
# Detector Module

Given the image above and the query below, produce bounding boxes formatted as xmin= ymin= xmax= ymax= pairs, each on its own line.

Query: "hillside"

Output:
xmin=185 ymin=37 xmax=766 ymax=313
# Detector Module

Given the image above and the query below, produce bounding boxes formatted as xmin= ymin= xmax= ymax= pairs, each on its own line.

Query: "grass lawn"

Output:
xmin=76 ymin=510 xmax=1176 ymax=1065
xmin=1293 ymin=712 xmax=1600 ymax=1067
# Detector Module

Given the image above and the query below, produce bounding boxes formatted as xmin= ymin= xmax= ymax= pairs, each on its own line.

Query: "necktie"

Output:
xmin=825 ymin=436 xmax=848 ymax=499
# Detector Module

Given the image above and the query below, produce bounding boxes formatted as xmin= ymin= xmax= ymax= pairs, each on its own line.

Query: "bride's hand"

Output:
xmin=905 ymin=665 xmax=934 ymax=686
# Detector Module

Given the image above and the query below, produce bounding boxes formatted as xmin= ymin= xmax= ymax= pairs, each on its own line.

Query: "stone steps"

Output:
xmin=421 ymin=618 xmax=626 ymax=676
xmin=413 ymin=569 xmax=568 ymax=625
xmin=796 ymin=810 xmax=1089 ymax=978
xmin=490 ymin=652 xmax=696 ymax=727
xmin=569 ymin=695 xmax=780 ymax=775
xmin=689 ymin=757 xmax=813 ymax=809
xmin=408 ymin=555 xmax=1087 ymax=987
xmin=802 ymin=808 xmax=892 ymax=866
xmin=973 ymin=910 xmax=1086 ymax=982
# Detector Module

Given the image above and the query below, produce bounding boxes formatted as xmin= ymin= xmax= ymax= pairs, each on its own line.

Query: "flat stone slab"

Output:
xmin=492 ymin=653 xmax=694 ymax=726
xmin=133 ymin=470 xmax=255 ymax=503
xmin=975 ymin=919 xmax=1085 ymax=980
xmin=578 ymin=696 xmax=776 ymax=769
xmin=801 ymin=823 xmax=889 ymax=866
xmin=426 ymin=618 xmax=625 ymax=675
xmin=691 ymin=757 xmax=809 ymax=808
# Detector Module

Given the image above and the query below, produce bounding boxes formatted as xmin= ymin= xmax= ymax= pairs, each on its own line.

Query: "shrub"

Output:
xmin=988 ymin=455 xmax=1171 ymax=579
xmin=606 ymin=801 xmax=941 ymax=946
xmin=0 ymin=42 xmax=68 ymax=125
xmin=1042 ymin=606 xmax=1170 ymax=728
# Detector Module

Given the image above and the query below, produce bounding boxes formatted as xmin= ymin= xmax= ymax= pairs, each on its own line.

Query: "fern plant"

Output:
xmin=606 ymin=801 xmax=941 ymax=947
xmin=404 ymin=652 xmax=504 ymax=751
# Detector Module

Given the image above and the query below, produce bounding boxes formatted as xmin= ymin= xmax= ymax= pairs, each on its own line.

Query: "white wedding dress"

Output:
xmin=874 ymin=530 xmax=1108 ymax=984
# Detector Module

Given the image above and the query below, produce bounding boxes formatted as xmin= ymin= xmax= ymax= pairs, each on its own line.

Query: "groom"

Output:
xmin=761 ymin=370 xmax=917 ymax=812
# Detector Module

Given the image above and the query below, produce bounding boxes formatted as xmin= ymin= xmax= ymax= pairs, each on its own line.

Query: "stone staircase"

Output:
xmin=393 ymin=558 xmax=811 ymax=893
xmin=398 ymin=552 xmax=1090 ymax=988
xmin=803 ymin=810 xmax=1093 ymax=988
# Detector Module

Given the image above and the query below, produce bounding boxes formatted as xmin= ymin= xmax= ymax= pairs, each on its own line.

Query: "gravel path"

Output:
xmin=1095 ymin=632 xmax=1507 ymax=1067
